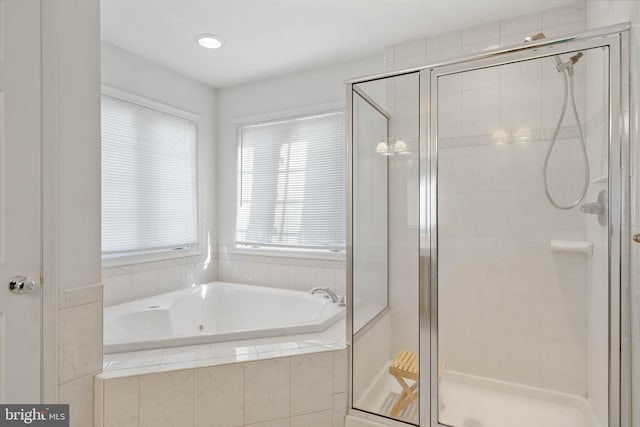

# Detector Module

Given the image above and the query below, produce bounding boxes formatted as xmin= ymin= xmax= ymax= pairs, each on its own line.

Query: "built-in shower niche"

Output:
xmin=351 ymin=73 xmax=421 ymax=425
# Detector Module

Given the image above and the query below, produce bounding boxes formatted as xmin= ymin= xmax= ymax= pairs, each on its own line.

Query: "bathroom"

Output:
xmin=1 ymin=1 xmax=640 ymax=427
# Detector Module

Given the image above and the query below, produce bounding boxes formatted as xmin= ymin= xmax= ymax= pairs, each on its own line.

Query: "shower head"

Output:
xmin=569 ymin=52 xmax=583 ymax=64
xmin=556 ymin=51 xmax=583 ymax=74
xmin=523 ymin=32 xmax=583 ymax=71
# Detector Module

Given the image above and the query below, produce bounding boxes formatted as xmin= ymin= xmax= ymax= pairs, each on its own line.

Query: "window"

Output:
xmin=101 ymin=94 xmax=199 ymax=258
xmin=236 ymin=111 xmax=345 ymax=253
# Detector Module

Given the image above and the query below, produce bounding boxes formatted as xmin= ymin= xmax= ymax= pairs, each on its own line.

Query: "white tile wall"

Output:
xmin=59 ymin=301 xmax=103 ymax=383
xmin=195 ymin=364 xmax=244 ymax=426
xmin=384 ymin=1 xmax=592 ymax=399
xmin=96 ymin=349 xmax=348 ymax=427
xmin=244 ymin=358 xmax=291 ymax=424
xmin=291 ymin=352 xmax=333 ymax=416
xmin=246 ymin=419 xmax=290 ymax=427
xmin=57 ymin=285 xmax=103 ymax=427
xmin=436 ymin=55 xmax=592 ymax=394
xmin=332 ymin=394 xmax=347 ymax=427
xmin=101 ymin=376 xmax=139 ymax=427
xmin=385 ymin=72 xmax=421 ymax=360
xmin=352 ymin=313 xmax=391 ymax=410
xmin=393 ymin=38 xmax=427 ymax=70
xmin=59 ymin=374 xmax=96 ymax=427
xmin=291 ymin=410 xmax=333 ymax=427
xmin=217 ymin=248 xmax=346 ymax=295
xmin=103 ymin=255 xmax=217 ymax=307
xmin=139 ymin=370 xmax=194 ymax=426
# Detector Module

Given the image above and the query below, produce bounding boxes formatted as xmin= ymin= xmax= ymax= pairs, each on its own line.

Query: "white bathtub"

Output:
xmin=104 ymin=281 xmax=345 ymax=353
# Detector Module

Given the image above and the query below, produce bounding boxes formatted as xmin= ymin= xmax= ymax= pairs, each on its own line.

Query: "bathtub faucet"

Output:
xmin=310 ymin=287 xmax=340 ymax=303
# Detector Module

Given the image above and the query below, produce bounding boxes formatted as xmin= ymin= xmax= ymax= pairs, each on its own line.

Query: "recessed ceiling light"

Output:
xmin=195 ymin=34 xmax=225 ymax=49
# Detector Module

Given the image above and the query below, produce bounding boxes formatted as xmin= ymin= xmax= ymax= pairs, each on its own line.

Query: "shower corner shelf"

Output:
xmin=550 ymin=240 xmax=593 ymax=255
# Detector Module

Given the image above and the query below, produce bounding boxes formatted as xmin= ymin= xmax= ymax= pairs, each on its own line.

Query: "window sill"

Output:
xmin=102 ymin=248 xmax=205 ymax=269
xmin=231 ymin=245 xmax=345 ymax=261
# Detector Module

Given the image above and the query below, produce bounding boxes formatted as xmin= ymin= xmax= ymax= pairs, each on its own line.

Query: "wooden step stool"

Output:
xmin=389 ymin=350 xmax=419 ymax=417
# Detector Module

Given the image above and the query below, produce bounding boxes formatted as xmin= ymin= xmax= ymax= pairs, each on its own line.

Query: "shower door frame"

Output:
xmin=346 ymin=23 xmax=630 ymax=427
xmin=419 ymin=25 xmax=631 ymax=427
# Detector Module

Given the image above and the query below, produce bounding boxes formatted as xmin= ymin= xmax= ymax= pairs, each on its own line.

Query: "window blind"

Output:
xmin=101 ymin=94 xmax=198 ymax=255
xmin=237 ymin=111 xmax=346 ymax=251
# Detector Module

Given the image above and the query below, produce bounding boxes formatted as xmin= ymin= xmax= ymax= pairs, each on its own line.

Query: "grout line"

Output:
xmin=192 ymin=366 xmax=196 ymax=426
xmin=241 ymin=364 xmax=245 ymax=426
xmin=137 ymin=373 xmax=141 ymax=426
xmin=57 ymin=368 xmax=103 ymax=387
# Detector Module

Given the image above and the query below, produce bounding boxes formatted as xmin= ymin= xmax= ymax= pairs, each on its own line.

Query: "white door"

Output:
xmin=0 ymin=0 xmax=42 ymax=402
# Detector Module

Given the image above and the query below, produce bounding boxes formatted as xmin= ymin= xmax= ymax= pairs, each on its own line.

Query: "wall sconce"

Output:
xmin=376 ymin=141 xmax=393 ymax=156
xmin=376 ymin=138 xmax=410 ymax=156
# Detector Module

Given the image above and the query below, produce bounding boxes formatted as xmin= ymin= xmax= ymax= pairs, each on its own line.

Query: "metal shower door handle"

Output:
xmin=8 ymin=275 xmax=38 ymax=295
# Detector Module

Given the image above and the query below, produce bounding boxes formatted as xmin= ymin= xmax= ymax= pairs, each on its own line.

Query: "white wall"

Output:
xmin=215 ymin=56 xmax=383 ymax=294
xmin=53 ymin=4 xmax=103 ymax=292
xmin=100 ymin=43 xmax=218 ymax=306
xmin=41 ymin=0 xmax=103 ymax=424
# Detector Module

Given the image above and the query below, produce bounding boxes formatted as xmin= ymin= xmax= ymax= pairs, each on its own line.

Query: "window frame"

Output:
xmin=233 ymin=103 xmax=347 ymax=260
xmin=101 ymin=85 xmax=205 ymax=267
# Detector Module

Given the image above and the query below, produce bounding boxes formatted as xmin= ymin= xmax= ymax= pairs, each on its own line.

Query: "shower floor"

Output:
xmin=356 ymin=362 xmax=600 ymax=427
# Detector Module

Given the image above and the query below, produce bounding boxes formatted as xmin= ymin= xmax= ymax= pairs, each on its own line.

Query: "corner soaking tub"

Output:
xmin=104 ymin=281 xmax=345 ymax=353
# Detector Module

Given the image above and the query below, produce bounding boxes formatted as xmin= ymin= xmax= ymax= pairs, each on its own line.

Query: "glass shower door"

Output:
xmin=431 ymin=46 xmax=612 ymax=427
xmin=350 ymin=73 xmax=422 ymax=425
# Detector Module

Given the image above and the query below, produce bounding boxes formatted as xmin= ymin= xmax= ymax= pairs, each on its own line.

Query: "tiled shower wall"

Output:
xmin=382 ymin=1 xmax=591 ymax=396
xmin=387 ymin=73 xmax=421 ymax=359
xmin=435 ymin=58 xmax=592 ymax=395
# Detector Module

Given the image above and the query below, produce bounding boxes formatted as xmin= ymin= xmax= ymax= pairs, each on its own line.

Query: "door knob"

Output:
xmin=8 ymin=275 xmax=37 ymax=295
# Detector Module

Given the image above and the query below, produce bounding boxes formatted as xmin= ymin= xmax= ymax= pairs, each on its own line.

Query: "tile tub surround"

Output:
xmin=102 ymin=254 xmax=217 ymax=307
xmin=217 ymin=246 xmax=347 ymax=297
xmin=102 ymin=318 xmax=345 ymax=376
xmin=95 ymin=347 xmax=348 ymax=427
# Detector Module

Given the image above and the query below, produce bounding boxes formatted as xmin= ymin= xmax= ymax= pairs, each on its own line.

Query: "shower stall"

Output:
xmin=346 ymin=24 xmax=630 ymax=427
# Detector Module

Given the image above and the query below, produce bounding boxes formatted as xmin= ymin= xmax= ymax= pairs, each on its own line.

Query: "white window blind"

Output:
xmin=101 ymin=94 xmax=198 ymax=256
xmin=237 ymin=111 xmax=346 ymax=251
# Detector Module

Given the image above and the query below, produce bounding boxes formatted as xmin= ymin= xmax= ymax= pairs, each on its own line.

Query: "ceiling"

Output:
xmin=101 ymin=0 xmax=575 ymax=88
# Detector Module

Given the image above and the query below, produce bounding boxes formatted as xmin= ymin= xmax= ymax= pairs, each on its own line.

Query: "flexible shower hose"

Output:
xmin=542 ymin=66 xmax=589 ymax=209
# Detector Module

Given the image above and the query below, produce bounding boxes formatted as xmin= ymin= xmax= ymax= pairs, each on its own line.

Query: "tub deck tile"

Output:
xmin=258 ymin=348 xmax=304 ymax=359
xmin=102 ymin=319 xmax=346 ymax=377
